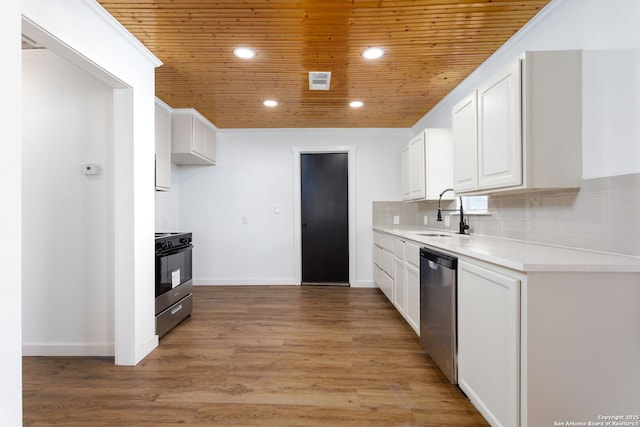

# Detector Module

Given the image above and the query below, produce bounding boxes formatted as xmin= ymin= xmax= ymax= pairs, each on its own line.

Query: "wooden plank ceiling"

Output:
xmin=99 ymin=0 xmax=550 ymax=129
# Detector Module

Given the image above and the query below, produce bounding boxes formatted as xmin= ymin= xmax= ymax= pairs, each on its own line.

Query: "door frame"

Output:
xmin=292 ymin=146 xmax=357 ymax=286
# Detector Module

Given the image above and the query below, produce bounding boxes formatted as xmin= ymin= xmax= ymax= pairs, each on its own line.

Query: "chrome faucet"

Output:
xmin=436 ymin=188 xmax=470 ymax=235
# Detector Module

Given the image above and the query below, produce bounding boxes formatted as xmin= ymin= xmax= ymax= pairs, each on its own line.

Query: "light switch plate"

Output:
xmin=423 ymin=215 xmax=428 ymax=225
xmin=393 ymin=215 xmax=400 ymax=225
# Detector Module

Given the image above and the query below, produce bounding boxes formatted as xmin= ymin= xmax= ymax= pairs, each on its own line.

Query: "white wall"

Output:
xmin=20 ymin=0 xmax=161 ymax=366
xmin=178 ymin=128 xmax=409 ymax=286
xmin=22 ymin=50 xmax=114 ymax=355
xmin=0 ymin=0 xmax=23 ymax=424
xmin=413 ymin=0 xmax=640 ymax=180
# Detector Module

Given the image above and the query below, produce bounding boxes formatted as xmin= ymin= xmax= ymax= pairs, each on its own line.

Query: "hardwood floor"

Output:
xmin=23 ymin=286 xmax=489 ymax=426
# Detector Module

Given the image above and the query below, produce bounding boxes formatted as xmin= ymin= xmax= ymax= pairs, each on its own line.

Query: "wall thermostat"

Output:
xmin=81 ymin=164 xmax=100 ymax=175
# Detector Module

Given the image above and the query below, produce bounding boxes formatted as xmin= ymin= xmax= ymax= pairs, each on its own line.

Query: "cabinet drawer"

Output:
xmin=381 ymin=249 xmax=394 ymax=276
xmin=156 ymin=293 xmax=192 ymax=337
xmin=373 ymin=245 xmax=382 ymax=268
xmin=394 ymin=238 xmax=406 ymax=259
xmin=405 ymin=242 xmax=421 ymax=267
xmin=374 ymin=265 xmax=393 ymax=302
xmin=374 ymin=232 xmax=394 ymax=252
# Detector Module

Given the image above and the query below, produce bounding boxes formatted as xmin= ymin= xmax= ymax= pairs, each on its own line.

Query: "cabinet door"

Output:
xmin=191 ymin=117 xmax=207 ymax=158
xmin=202 ymin=124 xmax=217 ymax=164
xmin=452 ymin=93 xmax=478 ymax=192
xmin=154 ymin=103 xmax=172 ymax=191
xmin=477 ymin=59 xmax=522 ymax=190
xmin=393 ymin=257 xmax=406 ymax=315
xmin=424 ymin=128 xmax=454 ymax=200
xmin=401 ymin=145 xmax=411 ymax=200
xmin=458 ymin=261 xmax=520 ymax=427
xmin=408 ymin=133 xmax=426 ymax=199
xmin=405 ymin=263 xmax=420 ymax=335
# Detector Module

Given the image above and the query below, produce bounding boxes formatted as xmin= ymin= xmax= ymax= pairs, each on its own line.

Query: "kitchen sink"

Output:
xmin=416 ymin=233 xmax=451 ymax=237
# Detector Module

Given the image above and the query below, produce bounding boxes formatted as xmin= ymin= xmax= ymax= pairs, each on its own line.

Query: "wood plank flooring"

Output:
xmin=23 ymin=286 xmax=489 ymax=426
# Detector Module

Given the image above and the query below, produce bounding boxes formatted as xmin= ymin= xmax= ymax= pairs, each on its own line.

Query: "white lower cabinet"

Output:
xmin=373 ymin=231 xmax=420 ymax=335
xmin=458 ymin=260 xmax=520 ymax=427
xmin=373 ymin=232 xmax=394 ymax=302
xmin=393 ymin=238 xmax=406 ymax=315
xmin=375 ymin=230 xmax=640 ymax=427
xmin=373 ymin=264 xmax=393 ymax=302
xmin=404 ymin=262 xmax=420 ymax=333
xmin=393 ymin=257 xmax=406 ymax=315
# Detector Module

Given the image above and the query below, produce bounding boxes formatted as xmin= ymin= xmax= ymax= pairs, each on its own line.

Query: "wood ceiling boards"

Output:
xmin=98 ymin=0 xmax=551 ymax=129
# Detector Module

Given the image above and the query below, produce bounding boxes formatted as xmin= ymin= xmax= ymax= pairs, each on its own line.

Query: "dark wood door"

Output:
xmin=300 ymin=153 xmax=349 ymax=284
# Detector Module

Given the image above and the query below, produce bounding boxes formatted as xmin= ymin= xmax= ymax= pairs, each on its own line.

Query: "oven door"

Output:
xmin=155 ymin=246 xmax=193 ymax=297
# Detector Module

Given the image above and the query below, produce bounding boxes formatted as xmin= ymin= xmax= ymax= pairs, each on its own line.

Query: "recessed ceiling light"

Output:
xmin=264 ymin=100 xmax=278 ymax=107
xmin=350 ymin=101 xmax=364 ymax=108
xmin=233 ymin=47 xmax=256 ymax=59
xmin=362 ymin=47 xmax=384 ymax=60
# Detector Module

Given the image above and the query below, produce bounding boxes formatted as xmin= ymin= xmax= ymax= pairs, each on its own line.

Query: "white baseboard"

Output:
xmin=23 ymin=342 xmax=115 ymax=357
xmin=135 ymin=334 xmax=159 ymax=365
xmin=194 ymin=279 xmax=377 ymax=288
xmin=194 ymin=278 xmax=298 ymax=286
xmin=351 ymin=280 xmax=376 ymax=288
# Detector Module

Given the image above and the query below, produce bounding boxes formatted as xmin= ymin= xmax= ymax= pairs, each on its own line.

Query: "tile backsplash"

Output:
xmin=373 ymin=172 xmax=640 ymax=257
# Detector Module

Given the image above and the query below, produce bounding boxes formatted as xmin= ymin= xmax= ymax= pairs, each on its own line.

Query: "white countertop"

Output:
xmin=373 ymin=226 xmax=640 ymax=273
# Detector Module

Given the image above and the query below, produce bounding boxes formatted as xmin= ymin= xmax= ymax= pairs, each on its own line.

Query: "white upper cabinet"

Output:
xmin=452 ymin=50 xmax=582 ymax=194
xmin=402 ymin=128 xmax=454 ymax=201
xmin=171 ymin=108 xmax=217 ymax=166
xmin=477 ymin=60 xmax=522 ymax=190
xmin=154 ymin=98 xmax=172 ymax=191
xmin=452 ymin=94 xmax=478 ymax=192
xmin=401 ymin=145 xmax=411 ymax=200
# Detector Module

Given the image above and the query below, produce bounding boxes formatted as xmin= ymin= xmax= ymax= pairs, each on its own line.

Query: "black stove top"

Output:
xmin=155 ymin=232 xmax=192 ymax=252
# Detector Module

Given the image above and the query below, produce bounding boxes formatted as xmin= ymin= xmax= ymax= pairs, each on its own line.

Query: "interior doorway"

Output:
xmin=300 ymin=153 xmax=349 ymax=285
xmin=292 ymin=145 xmax=357 ymax=286
xmin=21 ymin=17 xmax=141 ymax=365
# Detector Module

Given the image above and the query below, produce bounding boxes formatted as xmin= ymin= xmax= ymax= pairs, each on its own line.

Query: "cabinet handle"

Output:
xmin=171 ymin=304 xmax=183 ymax=315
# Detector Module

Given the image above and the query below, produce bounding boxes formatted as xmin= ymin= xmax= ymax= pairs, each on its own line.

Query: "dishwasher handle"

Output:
xmin=420 ymin=247 xmax=457 ymax=269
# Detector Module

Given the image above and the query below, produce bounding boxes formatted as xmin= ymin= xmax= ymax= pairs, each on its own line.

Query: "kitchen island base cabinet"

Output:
xmin=458 ymin=260 xmax=520 ymax=427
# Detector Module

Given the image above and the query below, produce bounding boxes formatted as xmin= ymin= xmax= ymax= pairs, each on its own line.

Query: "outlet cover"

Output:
xmin=393 ymin=215 xmax=400 ymax=225
xmin=444 ymin=215 xmax=450 ymax=227
xmin=423 ymin=215 xmax=428 ymax=225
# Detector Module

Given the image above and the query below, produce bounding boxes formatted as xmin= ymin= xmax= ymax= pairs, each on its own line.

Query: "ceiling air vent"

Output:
xmin=309 ymin=71 xmax=331 ymax=91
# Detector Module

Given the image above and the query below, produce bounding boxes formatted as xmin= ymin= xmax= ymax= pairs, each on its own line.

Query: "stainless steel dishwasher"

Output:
xmin=420 ymin=247 xmax=458 ymax=384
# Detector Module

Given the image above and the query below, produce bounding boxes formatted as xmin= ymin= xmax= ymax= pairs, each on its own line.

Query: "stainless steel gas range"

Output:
xmin=155 ymin=232 xmax=193 ymax=337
